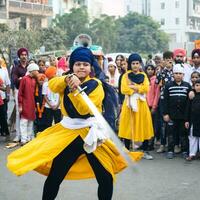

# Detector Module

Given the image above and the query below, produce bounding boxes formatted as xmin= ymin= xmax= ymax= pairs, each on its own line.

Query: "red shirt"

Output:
xmin=18 ymin=75 xmax=36 ymax=120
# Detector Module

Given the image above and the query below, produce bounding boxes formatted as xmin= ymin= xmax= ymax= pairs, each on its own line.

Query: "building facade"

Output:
xmin=53 ymin=0 xmax=126 ymax=19
xmin=0 ymin=0 xmax=53 ymax=30
xmin=125 ymin=0 xmax=200 ymax=52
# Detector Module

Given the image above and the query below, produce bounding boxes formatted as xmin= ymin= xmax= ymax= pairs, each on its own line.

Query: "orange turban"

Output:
xmin=173 ymin=48 xmax=186 ymax=57
xmin=37 ymin=73 xmax=46 ymax=81
xmin=45 ymin=66 xmax=57 ymax=79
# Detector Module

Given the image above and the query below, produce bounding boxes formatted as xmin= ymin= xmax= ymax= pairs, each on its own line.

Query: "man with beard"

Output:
xmin=11 ymin=48 xmax=29 ymax=143
xmin=191 ymin=49 xmax=200 ymax=74
xmin=173 ymin=48 xmax=192 ymax=83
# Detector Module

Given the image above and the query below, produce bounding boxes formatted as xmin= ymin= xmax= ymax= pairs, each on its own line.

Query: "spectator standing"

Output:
xmin=0 ymin=77 xmax=9 ymax=136
xmin=185 ymin=79 xmax=200 ymax=161
xmin=145 ymin=64 xmax=160 ymax=148
xmin=11 ymin=48 xmax=29 ymax=142
xmin=163 ymin=64 xmax=191 ymax=159
xmin=35 ymin=73 xmax=46 ymax=133
xmin=42 ymin=67 xmax=61 ymax=129
xmin=118 ymin=53 xmax=154 ymax=159
xmin=18 ymin=63 xmax=39 ymax=145
xmin=156 ymin=51 xmax=174 ymax=153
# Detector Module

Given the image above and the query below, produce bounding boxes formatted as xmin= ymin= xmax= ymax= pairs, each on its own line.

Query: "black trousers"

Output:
xmin=43 ymin=108 xmax=62 ymax=129
xmin=167 ymin=119 xmax=188 ymax=153
xmin=42 ymin=136 xmax=113 ymax=200
xmin=0 ymin=104 xmax=9 ymax=136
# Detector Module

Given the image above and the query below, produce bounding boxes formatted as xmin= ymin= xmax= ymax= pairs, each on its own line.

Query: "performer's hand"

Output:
xmin=67 ymin=74 xmax=81 ymax=92
xmin=163 ymin=114 xmax=170 ymax=122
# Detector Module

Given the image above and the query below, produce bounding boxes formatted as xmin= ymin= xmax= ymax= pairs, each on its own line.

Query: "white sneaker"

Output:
xmin=143 ymin=152 xmax=154 ymax=160
xmin=13 ymin=136 xmax=20 ymax=142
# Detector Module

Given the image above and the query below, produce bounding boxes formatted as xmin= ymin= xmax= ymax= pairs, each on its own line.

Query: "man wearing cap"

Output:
xmin=173 ymin=48 xmax=192 ymax=83
xmin=163 ymin=64 xmax=192 ymax=159
xmin=191 ymin=48 xmax=200 ymax=73
xmin=18 ymin=63 xmax=39 ymax=145
xmin=11 ymin=48 xmax=29 ymax=142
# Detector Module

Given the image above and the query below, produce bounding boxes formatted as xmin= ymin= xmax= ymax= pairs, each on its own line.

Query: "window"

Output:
xmin=0 ymin=0 xmax=6 ymax=6
xmin=175 ymin=0 xmax=180 ymax=8
xmin=175 ymin=18 xmax=180 ymax=25
xmin=161 ymin=2 xmax=165 ymax=9
xmin=161 ymin=18 xmax=165 ymax=25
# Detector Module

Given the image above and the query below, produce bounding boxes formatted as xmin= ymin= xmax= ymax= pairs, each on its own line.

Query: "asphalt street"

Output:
xmin=0 ymin=136 xmax=199 ymax=200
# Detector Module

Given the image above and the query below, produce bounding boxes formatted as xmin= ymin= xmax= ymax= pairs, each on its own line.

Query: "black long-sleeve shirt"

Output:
xmin=163 ymin=81 xmax=191 ymax=120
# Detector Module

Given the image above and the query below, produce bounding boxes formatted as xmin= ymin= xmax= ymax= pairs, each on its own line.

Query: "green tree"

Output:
xmin=116 ymin=12 xmax=169 ymax=54
xmin=52 ymin=6 xmax=90 ymax=47
xmin=89 ymin=15 xmax=118 ymax=53
xmin=38 ymin=27 xmax=67 ymax=51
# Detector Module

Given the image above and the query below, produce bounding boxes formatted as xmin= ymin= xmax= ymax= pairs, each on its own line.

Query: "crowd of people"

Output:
xmin=1 ymin=46 xmax=200 ymax=163
xmin=1 ymin=45 xmax=200 ymax=200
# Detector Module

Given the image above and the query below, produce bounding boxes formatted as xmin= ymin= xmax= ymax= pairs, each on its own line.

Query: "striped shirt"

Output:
xmin=163 ymin=81 xmax=191 ymax=120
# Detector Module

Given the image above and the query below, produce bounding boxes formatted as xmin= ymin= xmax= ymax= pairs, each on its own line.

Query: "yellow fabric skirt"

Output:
xmin=118 ymin=99 xmax=154 ymax=142
xmin=7 ymin=123 xmax=127 ymax=181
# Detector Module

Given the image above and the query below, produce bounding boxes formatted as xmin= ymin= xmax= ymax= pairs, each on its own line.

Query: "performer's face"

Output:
xmin=73 ymin=61 xmax=91 ymax=80
xmin=131 ymin=61 xmax=140 ymax=73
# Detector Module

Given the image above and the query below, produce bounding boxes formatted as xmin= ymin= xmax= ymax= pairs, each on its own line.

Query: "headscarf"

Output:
xmin=128 ymin=53 xmax=142 ymax=70
xmin=107 ymin=61 xmax=120 ymax=88
xmin=191 ymin=49 xmax=200 ymax=58
xmin=17 ymin=48 xmax=28 ymax=58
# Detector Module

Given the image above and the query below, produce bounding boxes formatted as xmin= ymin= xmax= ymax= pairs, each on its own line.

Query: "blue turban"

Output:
xmin=69 ymin=47 xmax=94 ymax=72
xmin=128 ymin=53 xmax=142 ymax=70
xmin=192 ymin=49 xmax=200 ymax=58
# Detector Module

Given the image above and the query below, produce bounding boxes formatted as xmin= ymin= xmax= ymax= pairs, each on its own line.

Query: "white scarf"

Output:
xmin=126 ymin=93 xmax=146 ymax=112
xmin=60 ymin=116 xmax=109 ymax=153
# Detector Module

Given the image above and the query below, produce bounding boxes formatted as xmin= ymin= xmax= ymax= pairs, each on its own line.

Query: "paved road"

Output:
xmin=0 ymin=135 xmax=199 ymax=200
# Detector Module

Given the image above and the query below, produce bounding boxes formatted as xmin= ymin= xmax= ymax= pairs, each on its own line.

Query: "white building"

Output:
xmin=125 ymin=0 xmax=200 ymax=53
xmin=53 ymin=0 xmax=126 ymax=19
xmin=0 ymin=0 xmax=53 ymax=29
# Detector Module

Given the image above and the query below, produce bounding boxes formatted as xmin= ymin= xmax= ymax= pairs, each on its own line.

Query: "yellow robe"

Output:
xmin=7 ymin=76 xmax=127 ymax=181
xmin=118 ymin=71 xmax=154 ymax=142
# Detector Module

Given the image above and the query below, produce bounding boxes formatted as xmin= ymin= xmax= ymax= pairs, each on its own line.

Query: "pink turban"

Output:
xmin=173 ymin=48 xmax=186 ymax=58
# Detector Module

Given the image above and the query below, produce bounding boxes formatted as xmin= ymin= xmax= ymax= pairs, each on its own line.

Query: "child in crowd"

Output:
xmin=118 ymin=58 xmax=128 ymax=105
xmin=163 ymin=64 xmax=192 ymax=159
xmin=118 ymin=53 xmax=154 ymax=159
xmin=35 ymin=73 xmax=46 ymax=133
xmin=18 ymin=63 xmax=39 ymax=145
xmin=42 ymin=66 xmax=61 ymax=129
xmin=185 ymin=79 xmax=200 ymax=161
xmin=107 ymin=61 xmax=120 ymax=89
xmin=191 ymin=71 xmax=200 ymax=89
xmin=145 ymin=64 xmax=160 ymax=149
xmin=38 ymin=59 xmax=46 ymax=74
xmin=156 ymin=51 xmax=174 ymax=153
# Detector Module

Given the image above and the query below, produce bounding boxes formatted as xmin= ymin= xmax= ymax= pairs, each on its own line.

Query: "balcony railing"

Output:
xmin=9 ymin=0 xmax=53 ymax=16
